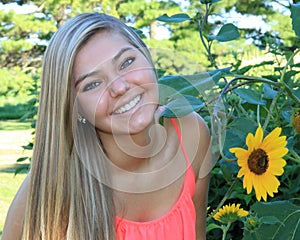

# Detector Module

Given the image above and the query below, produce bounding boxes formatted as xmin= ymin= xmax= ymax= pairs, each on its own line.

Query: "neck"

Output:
xmin=98 ymin=122 xmax=167 ymax=172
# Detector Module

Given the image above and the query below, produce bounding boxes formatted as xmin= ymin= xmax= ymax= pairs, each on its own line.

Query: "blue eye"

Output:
xmin=120 ymin=57 xmax=135 ymax=70
xmin=83 ymin=82 xmax=101 ymax=92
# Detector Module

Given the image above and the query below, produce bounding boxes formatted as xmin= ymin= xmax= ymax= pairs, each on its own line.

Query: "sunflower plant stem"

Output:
xmin=279 ymin=48 xmax=300 ymax=84
xmin=237 ymin=103 xmax=257 ymax=124
xmin=219 ymin=149 xmax=237 ymax=162
xmin=196 ymin=19 xmax=217 ymax=69
xmin=282 ymin=82 xmax=300 ymax=106
xmin=289 ymin=150 xmax=300 ymax=164
xmin=221 ymin=222 xmax=231 ymax=240
xmin=207 ymin=178 xmax=239 ymax=222
xmin=196 ymin=3 xmax=219 ymax=71
xmin=279 ymin=49 xmax=300 ymax=106
xmin=223 ymin=74 xmax=300 ymax=106
xmin=263 ymin=89 xmax=283 ymax=129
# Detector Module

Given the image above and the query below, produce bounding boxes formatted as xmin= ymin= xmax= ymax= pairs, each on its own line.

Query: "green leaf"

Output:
xmin=236 ymin=66 xmax=252 ymax=75
xmin=219 ymin=159 xmax=239 ymax=182
xmin=244 ymin=201 xmax=300 ymax=240
xmin=259 ymin=216 xmax=283 ymax=225
xmin=17 ymin=157 xmax=29 ymax=162
xmin=206 ymin=223 xmax=222 ymax=233
xmin=156 ymin=13 xmax=191 ymax=23
xmin=263 ymin=84 xmax=278 ymax=99
xmin=291 ymin=3 xmax=300 ymax=38
xmin=22 ymin=142 xmax=33 ymax=150
xmin=224 ymin=117 xmax=256 ymax=152
xmin=14 ymin=164 xmax=30 ymax=175
xmin=158 ymin=67 xmax=231 ymax=105
xmin=234 ymin=61 xmax=273 ymax=75
xmin=161 ymin=95 xmax=204 ymax=118
xmin=208 ymin=23 xmax=240 ymax=42
xmin=131 ymin=27 xmax=146 ymax=38
xmin=234 ymin=88 xmax=266 ymax=105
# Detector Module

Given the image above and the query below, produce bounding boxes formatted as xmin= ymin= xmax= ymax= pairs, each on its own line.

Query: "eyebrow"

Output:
xmin=74 ymin=46 xmax=134 ymax=88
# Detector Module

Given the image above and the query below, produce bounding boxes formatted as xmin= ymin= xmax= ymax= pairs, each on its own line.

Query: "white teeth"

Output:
xmin=114 ymin=95 xmax=141 ymax=114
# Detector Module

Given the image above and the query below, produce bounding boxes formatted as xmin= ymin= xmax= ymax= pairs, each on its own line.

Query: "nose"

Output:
xmin=109 ymin=76 xmax=130 ymax=98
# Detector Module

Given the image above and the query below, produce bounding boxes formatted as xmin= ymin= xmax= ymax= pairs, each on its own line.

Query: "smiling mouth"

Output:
xmin=113 ymin=95 xmax=141 ymax=114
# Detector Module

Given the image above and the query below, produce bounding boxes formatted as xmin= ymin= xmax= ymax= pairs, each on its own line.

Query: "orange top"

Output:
xmin=116 ymin=118 xmax=196 ymax=240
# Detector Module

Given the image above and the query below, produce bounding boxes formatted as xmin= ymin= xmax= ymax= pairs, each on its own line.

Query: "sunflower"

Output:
xmin=213 ymin=203 xmax=248 ymax=224
xmin=230 ymin=125 xmax=288 ymax=201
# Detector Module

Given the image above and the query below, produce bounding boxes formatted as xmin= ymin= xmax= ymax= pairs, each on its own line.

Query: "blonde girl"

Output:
xmin=3 ymin=13 xmax=211 ymax=240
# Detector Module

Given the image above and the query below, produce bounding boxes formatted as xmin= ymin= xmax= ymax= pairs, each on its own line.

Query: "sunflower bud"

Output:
xmin=292 ymin=109 xmax=300 ymax=133
xmin=244 ymin=215 xmax=261 ymax=232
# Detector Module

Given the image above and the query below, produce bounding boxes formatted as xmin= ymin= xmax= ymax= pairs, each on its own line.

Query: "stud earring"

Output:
xmin=78 ymin=115 xmax=86 ymax=124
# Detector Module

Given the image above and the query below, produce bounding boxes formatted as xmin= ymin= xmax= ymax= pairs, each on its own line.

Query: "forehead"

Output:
xmin=73 ymin=31 xmax=133 ymax=78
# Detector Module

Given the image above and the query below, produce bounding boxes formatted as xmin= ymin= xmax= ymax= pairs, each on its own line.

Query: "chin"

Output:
xmin=128 ymin=113 xmax=154 ymax=134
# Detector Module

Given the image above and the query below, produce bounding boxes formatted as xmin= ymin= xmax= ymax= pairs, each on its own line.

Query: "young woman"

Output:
xmin=2 ymin=13 xmax=211 ymax=240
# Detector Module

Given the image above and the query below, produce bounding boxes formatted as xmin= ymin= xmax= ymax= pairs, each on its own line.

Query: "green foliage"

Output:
xmin=156 ymin=0 xmax=300 ymax=239
xmin=117 ymin=0 xmax=181 ymax=28
xmin=207 ymin=23 xmax=240 ymax=42
xmin=0 ymin=68 xmax=32 ymax=97
xmin=156 ymin=13 xmax=191 ymax=23
xmin=0 ymin=39 xmax=33 ymax=53
xmin=244 ymin=201 xmax=300 ymax=240
xmin=291 ymin=3 xmax=300 ymax=38
xmin=160 ymin=95 xmax=204 ymax=118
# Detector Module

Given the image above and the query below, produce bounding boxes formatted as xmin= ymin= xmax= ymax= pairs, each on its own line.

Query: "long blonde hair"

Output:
xmin=22 ymin=13 xmax=154 ymax=239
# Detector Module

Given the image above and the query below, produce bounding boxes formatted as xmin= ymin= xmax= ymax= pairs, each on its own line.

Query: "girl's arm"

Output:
xmin=2 ymin=174 xmax=29 ymax=240
xmin=190 ymin=113 xmax=211 ymax=240
xmin=194 ymin=174 xmax=210 ymax=240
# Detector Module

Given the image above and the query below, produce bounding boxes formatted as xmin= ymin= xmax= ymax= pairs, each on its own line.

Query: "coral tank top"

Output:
xmin=116 ymin=118 xmax=196 ymax=240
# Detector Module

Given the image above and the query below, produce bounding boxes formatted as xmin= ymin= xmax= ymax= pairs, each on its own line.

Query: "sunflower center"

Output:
xmin=248 ymin=148 xmax=269 ymax=175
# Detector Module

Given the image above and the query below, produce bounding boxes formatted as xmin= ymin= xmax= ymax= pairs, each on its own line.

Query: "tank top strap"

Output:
xmin=170 ymin=118 xmax=191 ymax=165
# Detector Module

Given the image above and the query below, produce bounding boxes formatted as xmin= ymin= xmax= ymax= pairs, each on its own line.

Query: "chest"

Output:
xmin=114 ymin=170 xmax=187 ymax=222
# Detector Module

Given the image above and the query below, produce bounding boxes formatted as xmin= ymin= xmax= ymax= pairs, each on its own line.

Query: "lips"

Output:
xmin=113 ymin=95 xmax=141 ymax=114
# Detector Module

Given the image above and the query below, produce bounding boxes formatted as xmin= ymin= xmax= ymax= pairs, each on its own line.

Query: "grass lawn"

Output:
xmin=0 ymin=120 xmax=32 ymax=131
xmin=0 ymin=121 xmax=32 ymax=237
xmin=0 ymin=169 xmax=27 ymax=236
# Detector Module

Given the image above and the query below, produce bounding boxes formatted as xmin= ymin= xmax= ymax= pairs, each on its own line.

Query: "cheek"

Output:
xmin=77 ymin=93 xmax=107 ymax=120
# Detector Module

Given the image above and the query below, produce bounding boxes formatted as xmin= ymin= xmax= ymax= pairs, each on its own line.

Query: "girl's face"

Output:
xmin=73 ymin=31 xmax=159 ymax=135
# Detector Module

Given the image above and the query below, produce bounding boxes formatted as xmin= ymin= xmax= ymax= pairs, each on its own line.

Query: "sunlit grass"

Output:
xmin=0 ymin=126 xmax=32 ymax=237
xmin=0 ymin=120 xmax=32 ymax=131
xmin=0 ymin=169 xmax=27 ymax=237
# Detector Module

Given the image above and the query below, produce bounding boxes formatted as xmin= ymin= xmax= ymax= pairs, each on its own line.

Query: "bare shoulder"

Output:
xmin=2 ymin=174 xmax=29 ymax=240
xmin=177 ymin=112 xmax=211 ymax=178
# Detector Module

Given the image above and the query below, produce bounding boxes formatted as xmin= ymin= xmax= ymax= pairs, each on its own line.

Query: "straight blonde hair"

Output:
xmin=22 ymin=13 xmax=155 ymax=240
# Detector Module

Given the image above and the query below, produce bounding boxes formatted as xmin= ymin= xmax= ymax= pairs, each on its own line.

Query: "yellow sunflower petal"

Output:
xmin=262 ymin=173 xmax=280 ymax=197
xmin=230 ymin=148 xmax=249 ymax=161
xmin=268 ymin=159 xmax=286 ymax=175
xmin=268 ymin=147 xmax=289 ymax=159
xmin=270 ymin=158 xmax=287 ymax=167
xmin=243 ymin=173 xmax=253 ymax=194
xmin=237 ymin=158 xmax=249 ymax=169
xmin=237 ymin=209 xmax=249 ymax=217
xmin=262 ymin=127 xmax=282 ymax=145
xmin=237 ymin=168 xmax=246 ymax=178
xmin=229 ymin=147 xmax=240 ymax=153
xmin=267 ymin=165 xmax=284 ymax=176
xmin=253 ymin=176 xmax=267 ymax=201
xmin=246 ymin=133 xmax=255 ymax=151
xmin=261 ymin=136 xmax=287 ymax=152
xmin=253 ymin=125 xmax=264 ymax=147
